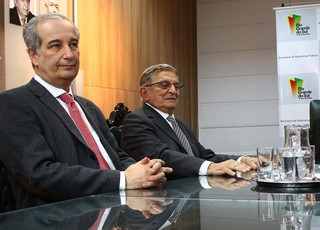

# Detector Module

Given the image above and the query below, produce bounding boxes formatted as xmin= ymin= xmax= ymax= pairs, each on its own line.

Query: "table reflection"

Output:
xmin=0 ymin=175 xmax=250 ymax=229
xmin=258 ymin=192 xmax=317 ymax=229
xmin=1 ymin=173 xmax=319 ymax=229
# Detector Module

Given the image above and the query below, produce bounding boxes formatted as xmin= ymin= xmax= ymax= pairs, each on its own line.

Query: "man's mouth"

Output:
xmin=59 ymin=63 xmax=76 ymax=68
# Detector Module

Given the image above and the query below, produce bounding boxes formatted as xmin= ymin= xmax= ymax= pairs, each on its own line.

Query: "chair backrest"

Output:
xmin=309 ymin=100 xmax=320 ymax=163
xmin=0 ymin=162 xmax=16 ymax=212
xmin=107 ymin=103 xmax=131 ymax=128
xmin=110 ymin=126 xmax=122 ymax=147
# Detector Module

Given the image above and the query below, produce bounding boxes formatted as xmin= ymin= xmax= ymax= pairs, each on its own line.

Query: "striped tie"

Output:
xmin=167 ymin=115 xmax=194 ymax=156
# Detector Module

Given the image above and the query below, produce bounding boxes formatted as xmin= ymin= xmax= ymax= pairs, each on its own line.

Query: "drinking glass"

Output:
xmin=295 ymin=145 xmax=315 ymax=181
xmin=277 ymin=146 xmax=315 ymax=182
xmin=281 ymin=147 xmax=299 ymax=182
xmin=257 ymin=147 xmax=274 ymax=181
xmin=274 ymin=147 xmax=287 ymax=181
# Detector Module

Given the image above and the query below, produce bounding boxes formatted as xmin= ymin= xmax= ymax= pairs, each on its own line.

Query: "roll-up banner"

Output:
xmin=275 ymin=4 xmax=320 ymax=138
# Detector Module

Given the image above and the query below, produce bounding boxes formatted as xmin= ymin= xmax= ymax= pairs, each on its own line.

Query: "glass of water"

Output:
xmin=274 ymin=147 xmax=292 ymax=181
xmin=295 ymin=146 xmax=315 ymax=181
xmin=257 ymin=147 xmax=274 ymax=181
xmin=278 ymin=146 xmax=315 ymax=182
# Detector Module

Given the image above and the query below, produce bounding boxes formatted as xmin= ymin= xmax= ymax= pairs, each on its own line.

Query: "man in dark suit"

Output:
xmin=122 ymin=64 xmax=258 ymax=180
xmin=0 ymin=14 xmax=172 ymax=209
xmin=10 ymin=0 xmax=35 ymax=26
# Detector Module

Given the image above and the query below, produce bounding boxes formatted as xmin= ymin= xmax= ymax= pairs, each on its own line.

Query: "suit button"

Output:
xmin=89 ymin=155 xmax=95 ymax=160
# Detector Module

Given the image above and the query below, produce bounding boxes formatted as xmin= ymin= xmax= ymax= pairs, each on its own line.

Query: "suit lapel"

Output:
xmin=27 ymin=79 xmax=88 ymax=147
xmin=142 ymin=104 xmax=184 ymax=147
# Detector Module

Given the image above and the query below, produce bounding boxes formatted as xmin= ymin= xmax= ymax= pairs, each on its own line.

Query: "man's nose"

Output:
xmin=63 ymin=46 xmax=74 ymax=58
xmin=167 ymin=84 xmax=177 ymax=92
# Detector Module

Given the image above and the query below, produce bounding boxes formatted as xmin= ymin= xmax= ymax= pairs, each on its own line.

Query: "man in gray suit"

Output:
xmin=122 ymin=64 xmax=258 ymax=180
xmin=0 ymin=14 xmax=171 ymax=209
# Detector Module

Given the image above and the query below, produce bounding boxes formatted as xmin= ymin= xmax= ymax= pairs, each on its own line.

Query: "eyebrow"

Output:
xmin=46 ymin=39 xmax=61 ymax=46
xmin=47 ymin=37 xmax=78 ymax=44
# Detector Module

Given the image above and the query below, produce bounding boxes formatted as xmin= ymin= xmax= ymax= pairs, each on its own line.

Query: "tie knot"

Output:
xmin=167 ymin=115 xmax=176 ymax=123
xmin=59 ymin=93 xmax=74 ymax=104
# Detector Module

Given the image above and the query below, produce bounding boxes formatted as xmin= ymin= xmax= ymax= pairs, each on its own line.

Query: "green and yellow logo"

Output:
xmin=288 ymin=78 xmax=312 ymax=99
xmin=287 ymin=14 xmax=310 ymax=35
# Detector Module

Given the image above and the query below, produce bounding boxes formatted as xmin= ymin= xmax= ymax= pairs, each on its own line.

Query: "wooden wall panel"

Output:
xmin=76 ymin=0 xmax=197 ymax=131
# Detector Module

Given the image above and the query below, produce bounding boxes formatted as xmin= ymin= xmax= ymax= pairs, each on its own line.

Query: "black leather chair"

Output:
xmin=107 ymin=103 xmax=130 ymax=147
xmin=309 ymin=100 xmax=320 ymax=163
xmin=110 ymin=126 xmax=122 ymax=147
xmin=0 ymin=161 xmax=16 ymax=212
xmin=107 ymin=103 xmax=131 ymax=129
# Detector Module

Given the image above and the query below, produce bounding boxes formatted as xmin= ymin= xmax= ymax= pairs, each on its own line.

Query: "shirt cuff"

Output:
xmin=199 ymin=160 xmax=212 ymax=175
xmin=237 ymin=155 xmax=245 ymax=162
xmin=120 ymin=171 xmax=126 ymax=190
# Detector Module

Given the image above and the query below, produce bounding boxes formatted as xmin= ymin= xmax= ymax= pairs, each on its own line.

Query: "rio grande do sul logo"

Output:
xmin=289 ymin=77 xmax=312 ymax=99
xmin=287 ymin=14 xmax=310 ymax=35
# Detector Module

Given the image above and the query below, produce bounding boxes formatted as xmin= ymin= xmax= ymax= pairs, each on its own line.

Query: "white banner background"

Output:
xmin=275 ymin=4 xmax=320 ymax=138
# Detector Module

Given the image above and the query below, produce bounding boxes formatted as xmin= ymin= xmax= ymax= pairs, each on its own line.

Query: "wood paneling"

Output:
xmin=76 ymin=0 xmax=198 ymax=131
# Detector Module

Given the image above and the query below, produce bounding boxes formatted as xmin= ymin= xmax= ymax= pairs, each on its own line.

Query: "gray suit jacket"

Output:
xmin=0 ymin=78 xmax=135 ymax=209
xmin=121 ymin=103 xmax=238 ymax=180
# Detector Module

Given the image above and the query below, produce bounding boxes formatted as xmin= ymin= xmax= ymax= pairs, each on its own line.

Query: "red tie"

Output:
xmin=59 ymin=93 xmax=110 ymax=170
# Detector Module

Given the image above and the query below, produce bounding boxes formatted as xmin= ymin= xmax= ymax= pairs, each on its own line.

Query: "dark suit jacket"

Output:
xmin=0 ymin=78 xmax=136 ymax=209
xmin=121 ymin=103 xmax=238 ymax=180
xmin=10 ymin=7 xmax=35 ymax=26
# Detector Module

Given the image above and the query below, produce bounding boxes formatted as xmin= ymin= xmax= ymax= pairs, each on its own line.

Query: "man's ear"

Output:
xmin=27 ymin=48 xmax=38 ymax=67
xmin=139 ymin=87 xmax=149 ymax=102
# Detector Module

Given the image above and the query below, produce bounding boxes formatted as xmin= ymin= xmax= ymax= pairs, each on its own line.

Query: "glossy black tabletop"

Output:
xmin=1 ymin=170 xmax=320 ymax=230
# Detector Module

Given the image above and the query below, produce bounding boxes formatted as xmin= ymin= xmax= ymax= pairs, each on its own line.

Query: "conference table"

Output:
xmin=1 ymin=167 xmax=320 ymax=230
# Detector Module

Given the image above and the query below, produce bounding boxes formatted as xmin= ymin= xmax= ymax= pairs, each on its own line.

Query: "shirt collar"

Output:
xmin=34 ymin=75 xmax=73 ymax=98
xmin=145 ymin=103 xmax=175 ymax=120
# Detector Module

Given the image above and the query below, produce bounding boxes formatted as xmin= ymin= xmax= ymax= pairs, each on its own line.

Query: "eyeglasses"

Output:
xmin=144 ymin=80 xmax=184 ymax=90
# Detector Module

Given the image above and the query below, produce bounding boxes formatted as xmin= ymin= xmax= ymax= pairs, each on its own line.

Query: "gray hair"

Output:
xmin=22 ymin=13 xmax=80 ymax=55
xmin=139 ymin=64 xmax=178 ymax=86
